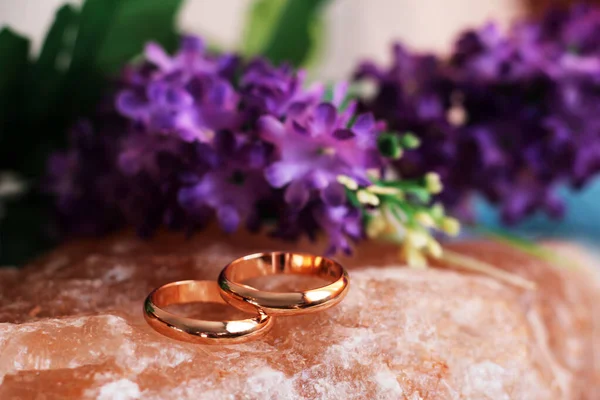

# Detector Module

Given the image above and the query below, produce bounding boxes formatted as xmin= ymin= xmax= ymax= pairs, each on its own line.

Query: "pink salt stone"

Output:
xmin=0 ymin=230 xmax=598 ymax=399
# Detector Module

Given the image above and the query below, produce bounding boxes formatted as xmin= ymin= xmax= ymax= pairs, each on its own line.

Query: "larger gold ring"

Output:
xmin=218 ymin=252 xmax=350 ymax=316
xmin=144 ymin=280 xmax=273 ymax=344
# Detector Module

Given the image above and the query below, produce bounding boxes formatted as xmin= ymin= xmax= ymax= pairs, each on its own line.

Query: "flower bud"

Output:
xmin=357 ymin=189 xmax=380 ymax=206
xmin=425 ymin=172 xmax=443 ymax=194
xmin=441 ymin=217 xmax=460 ymax=236
xmin=336 ymin=175 xmax=358 ymax=191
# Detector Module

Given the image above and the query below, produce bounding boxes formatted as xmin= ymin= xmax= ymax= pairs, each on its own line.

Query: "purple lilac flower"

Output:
xmin=45 ymin=120 xmax=125 ymax=235
xmin=47 ymin=35 xmax=393 ymax=255
xmin=177 ymin=131 xmax=271 ymax=233
xmin=116 ymin=37 xmax=241 ymax=143
xmin=356 ymin=4 xmax=600 ymax=224
xmin=258 ymin=89 xmax=382 ymax=208
xmin=240 ymin=58 xmax=324 ymax=117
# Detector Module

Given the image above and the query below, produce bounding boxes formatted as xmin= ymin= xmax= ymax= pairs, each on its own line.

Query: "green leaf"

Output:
xmin=0 ymin=28 xmax=29 ymax=165
xmin=377 ymin=132 xmax=402 ymax=159
xmin=472 ymin=226 xmax=579 ymax=270
xmin=0 ymin=0 xmax=185 ymax=266
xmin=96 ymin=0 xmax=183 ymax=73
xmin=63 ymin=0 xmax=183 ymax=118
xmin=258 ymin=0 xmax=330 ymax=67
xmin=399 ymin=132 xmax=420 ymax=149
xmin=27 ymin=5 xmax=80 ymax=123
xmin=0 ymin=193 xmax=55 ymax=267
xmin=36 ymin=5 xmax=80 ymax=73
xmin=240 ymin=0 xmax=286 ymax=57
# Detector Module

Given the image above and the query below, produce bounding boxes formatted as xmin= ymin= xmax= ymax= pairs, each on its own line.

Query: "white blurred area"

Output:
xmin=0 ymin=0 xmax=522 ymax=80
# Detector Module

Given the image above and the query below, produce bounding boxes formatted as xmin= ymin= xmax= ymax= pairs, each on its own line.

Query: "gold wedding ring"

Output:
xmin=144 ymin=252 xmax=349 ymax=344
xmin=144 ymin=280 xmax=273 ymax=344
xmin=218 ymin=252 xmax=349 ymax=316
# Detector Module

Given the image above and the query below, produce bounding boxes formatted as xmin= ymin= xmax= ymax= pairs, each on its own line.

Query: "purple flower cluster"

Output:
xmin=47 ymin=36 xmax=388 ymax=254
xmin=356 ymin=4 xmax=600 ymax=224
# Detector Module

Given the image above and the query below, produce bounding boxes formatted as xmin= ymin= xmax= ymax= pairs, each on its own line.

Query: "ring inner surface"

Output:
xmin=151 ymin=280 xmax=224 ymax=308
xmin=225 ymin=253 xmax=343 ymax=284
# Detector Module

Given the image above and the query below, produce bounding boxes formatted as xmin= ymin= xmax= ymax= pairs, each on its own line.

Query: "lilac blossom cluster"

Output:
xmin=47 ymin=36 xmax=454 ymax=256
xmin=356 ymin=4 xmax=600 ymax=224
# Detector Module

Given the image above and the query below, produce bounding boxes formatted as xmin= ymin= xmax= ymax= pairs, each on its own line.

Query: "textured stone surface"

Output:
xmin=0 ymin=229 xmax=598 ymax=399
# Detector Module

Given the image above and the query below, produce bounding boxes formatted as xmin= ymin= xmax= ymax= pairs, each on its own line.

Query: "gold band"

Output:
xmin=143 ymin=280 xmax=273 ymax=344
xmin=218 ymin=252 xmax=349 ymax=316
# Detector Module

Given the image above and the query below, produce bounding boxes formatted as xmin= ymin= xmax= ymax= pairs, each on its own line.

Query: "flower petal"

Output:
xmin=287 ymin=102 xmax=308 ymax=118
xmin=217 ymin=205 xmax=240 ymax=233
xmin=332 ymin=128 xmax=355 ymax=140
xmin=116 ymin=90 xmax=147 ymax=118
xmin=292 ymin=120 xmax=309 ymax=136
xmin=146 ymin=81 xmax=168 ymax=103
xmin=313 ymin=103 xmax=337 ymax=134
xmin=209 ymin=81 xmax=236 ymax=108
xmin=178 ymin=185 xmax=200 ymax=209
xmin=284 ymin=180 xmax=309 ymax=210
xmin=144 ymin=42 xmax=172 ymax=71
xmin=258 ymin=115 xmax=286 ymax=143
xmin=265 ymin=161 xmax=297 ymax=188
xmin=304 ymin=169 xmax=330 ymax=189
xmin=321 ymin=182 xmax=346 ymax=206
xmin=149 ymin=109 xmax=177 ymax=132
xmin=166 ymin=87 xmax=193 ymax=107
xmin=352 ymin=113 xmax=375 ymax=136
xmin=332 ymin=82 xmax=349 ymax=107
xmin=180 ymin=35 xmax=205 ymax=53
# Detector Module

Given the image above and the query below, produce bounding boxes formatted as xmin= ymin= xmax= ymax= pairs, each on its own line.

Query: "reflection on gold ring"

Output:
xmin=218 ymin=252 xmax=350 ymax=316
xmin=143 ymin=280 xmax=273 ymax=344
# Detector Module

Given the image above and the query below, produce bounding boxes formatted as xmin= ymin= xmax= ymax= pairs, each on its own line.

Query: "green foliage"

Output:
xmin=241 ymin=0 xmax=329 ymax=67
xmin=0 ymin=28 xmax=30 ymax=170
xmin=240 ymin=0 xmax=287 ymax=57
xmin=377 ymin=133 xmax=402 ymax=159
xmin=0 ymin=0 xmax=183 ymax=266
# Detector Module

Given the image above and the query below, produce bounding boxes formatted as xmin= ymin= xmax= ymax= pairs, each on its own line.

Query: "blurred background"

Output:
xmin=2 ymin=0 xmax=600 ymax=265
xmin=1 ymin=0 xmax=523 ymax=81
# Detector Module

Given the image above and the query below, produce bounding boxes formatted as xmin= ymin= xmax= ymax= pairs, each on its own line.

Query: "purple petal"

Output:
xmin=242 ymin=142 xmax=268 ymax=168
xmin=332 ymin=82 xmax=349 ymax=107
xmin=292 ymin=120 xmax=309 ymax=136
xmin=321 ymin=182 xmax=346 ymax=206
xmin=180 ymin=35 xmax=205 ymax=53
xmin=116 ymin=91 xmax=146 ymax=118
xmin=166 ymin=87 xmax=193 ymax=107
xmin=144 ymin=42 xmax=172 ymax=70
xmin=178 ymin=186 xmax=199 ymax=209
xmin=343 ymin=208 xmax=363 ymax=239
xmin=333 ymin=128 xmax=355 ymax=140
xmin=265 ymin=161 xmax=296 ymax=188
xmin=150 ymin=109 xmax=177 ymax=131
xmin=352 ymin=113 xmax=375 ymax=136
xmin=209 ymin=81 xmax=236 ymax=108
xmin=146 ymin=81 xmax=168 ymax=103
xmin=185 ymin=77 xmax=206 ymax=100
xmin=284 ymin=180 xmax=309 ymax=210
xmin=354 ymin=61 xmax=383 ymax=80
xmin=287 ymin=102 xmax=308 ymax=118
xmin=363 ymin=148 xmax=384 ymax=169
xmin=258 ymin=116 xmax=286 ymax=142
xmin=217 ymin=205 xmax=240 ymax=233
xmin=304 ymin=170 xmax=330 ymax=189
xmin=313 ymin=103 xmax=337 ymax=134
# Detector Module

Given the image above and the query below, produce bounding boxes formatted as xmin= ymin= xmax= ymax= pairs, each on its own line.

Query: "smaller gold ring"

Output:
xmin=143 ymin=280 xmax=273 ymax=344
xmin=218 ymin=252 xmax=349 ymax=316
